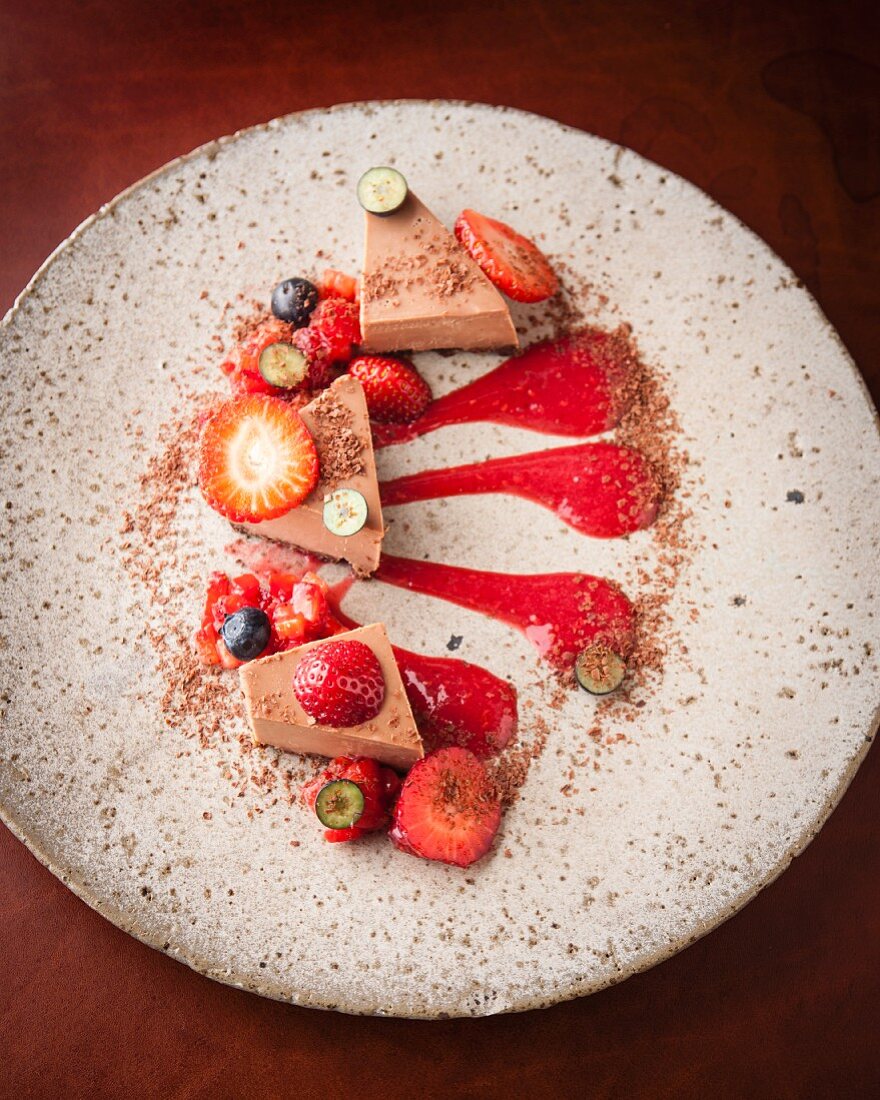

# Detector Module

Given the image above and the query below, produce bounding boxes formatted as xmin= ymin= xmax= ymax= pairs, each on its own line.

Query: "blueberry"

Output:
xmin=271 ymin=277 xmax=319 ymax=327
xmin=221 ymin=607 xmax=271 ymax=661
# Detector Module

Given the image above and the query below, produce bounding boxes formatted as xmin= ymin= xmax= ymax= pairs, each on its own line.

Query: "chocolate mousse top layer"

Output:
xmin=359 ymin=191 xmax=519 ymax=353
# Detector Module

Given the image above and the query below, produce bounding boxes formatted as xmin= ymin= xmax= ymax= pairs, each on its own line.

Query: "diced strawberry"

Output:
xmin=292 ymin=639 xmax=385 ymax=727
xmin=324 ymin=825 xmax=363 ymax=843
xmin=218 ymin=315 xmax=347 ymax=397
xmin=390 ymin=747 xmax=501 ymax=867
xmin=301 ymin=755 xmax=400 ymax=843
xmin=272 ymin=605 xmax=308 ymax=643
xmin=290 ymin=326 xmax=336 ymax=391
xmin=198 ymin=394 xmax=319 ymax=523
xmin=380 ymin=766 xmax=401 ymax=801
xmin=267 ymin=572 xmax=299 ymax=602
xmin=229 ymin=368 xmax=278 ymax=396
xmin=194 ymin=630 xmax=220 ymax=665
xmin=307 ymin=298 xmax=361 ymax=362
xmin=204 ymin=571 xmax=231 ymax=606
xmin=454 ymin=209 xmax=558 ymax=303
xmin=220 ymin=316 xmax=300 ymax=395
xmin=193 ymin=572 xmax=231 ymax=664
xmin=231 ymin=573 xmax=261 ymax=602
xmin=320 ymin=269 xmax=359 ymax=302
xmin=195 ymin=567 xmax=338 ymax=667
xmin=220 ymin=590 xmax=250 ymax=618
xmin=292 ymin=579 xmax=328 ymax=628
xmin=348 ymin=355 xmax=432 ymax=423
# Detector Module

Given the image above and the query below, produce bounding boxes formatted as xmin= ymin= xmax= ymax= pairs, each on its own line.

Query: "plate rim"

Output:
xmin=1 ymin=98 xmax=878 ymax=1018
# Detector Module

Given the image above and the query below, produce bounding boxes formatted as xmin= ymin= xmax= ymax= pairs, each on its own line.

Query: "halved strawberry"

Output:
xmin=292 ymin=638 xmax=385 ymax=727
xmin=348 ymin=355 xmax=432 ymax=423
xmin=198 ymin=394 xmax=319 ymax=523
xmin=389 ymin=747 xmax=501 ymax=867
xmin=454 ymin=209 xmax=558 ymax=303
xmin=320 ymin=269 xmax=359 ymax=302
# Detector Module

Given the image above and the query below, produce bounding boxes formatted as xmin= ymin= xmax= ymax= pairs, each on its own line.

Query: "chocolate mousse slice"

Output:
xmin=238 ymin=375 xmax=384 ymax=576
xmin=239 ymin=624 xmax=424 ymax=770
xmin=359 ymin=191 xmax=519 ymax=353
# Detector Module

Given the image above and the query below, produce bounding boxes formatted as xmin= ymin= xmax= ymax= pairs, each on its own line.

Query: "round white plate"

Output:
xmin=1 ymin=101 xmax=878 ymax=1017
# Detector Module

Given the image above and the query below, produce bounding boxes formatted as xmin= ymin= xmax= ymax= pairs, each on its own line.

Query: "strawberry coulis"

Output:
xmin=328 ymin=585 xmax=517 ymax=760
xmin=371 ymin=329 xmax=630 ymax=448
xmin=380 ymin=440 xmax=659 ymax=538
xmin=372 ymin=555 xmax=635 ymax=671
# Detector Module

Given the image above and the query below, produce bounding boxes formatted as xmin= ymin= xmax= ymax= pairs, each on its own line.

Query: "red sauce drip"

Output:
xmin=392 ymin=650 xmax=517 ymax=760
xmin=328 ymin=582 xmax=517 ymax=759
xmin=372 ymin=330 xmax=629 ymax=448
xmin=380 ymin=441 xmax=659 ymax=538
xmin=374 ymin=555 xmax=634 ymax=670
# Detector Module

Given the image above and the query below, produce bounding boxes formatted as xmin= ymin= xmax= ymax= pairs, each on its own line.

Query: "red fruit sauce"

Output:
xmin=371 ymin=330 xmax=631 ymax=448
xmin=373 ymin=555 xmax=634 ymax=670
xmin=380 ymin=441 xmax=659 ymax=538
xmin=393 ymin=649 xmax=517 ymax=760
xmin=329 ymin=596 xmax=517 ymax=760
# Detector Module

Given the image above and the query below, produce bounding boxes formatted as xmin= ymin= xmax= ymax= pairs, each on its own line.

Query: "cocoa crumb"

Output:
xmin=361 ymin=218 xmax=479 ymax=304
xmin=307 ymin=387 xmax=365 ymax=489
xmin=118 ymin=395 xmax=320 ymax=820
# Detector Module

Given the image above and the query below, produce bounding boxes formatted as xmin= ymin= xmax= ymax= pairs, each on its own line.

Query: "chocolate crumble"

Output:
xmin=307 ymin=388 xmax=365 ymax=490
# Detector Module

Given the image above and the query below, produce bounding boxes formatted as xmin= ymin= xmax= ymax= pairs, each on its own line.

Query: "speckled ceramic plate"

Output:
xmin=1 ymin=102 xmax=878 ymax=1018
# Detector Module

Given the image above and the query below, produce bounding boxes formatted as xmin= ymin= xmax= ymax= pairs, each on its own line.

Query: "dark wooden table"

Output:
xmin=2 ymin=2 xmax=878 ymax=1096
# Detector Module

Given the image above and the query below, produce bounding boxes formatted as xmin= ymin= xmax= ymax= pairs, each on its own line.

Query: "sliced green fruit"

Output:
xmin=357 ymin=166 xmax=408 ymax=216
xmin=322 ymin=487 xmax=368 ymax=537
xmin=575 ymin=643 xmax=626 ymax=695
xmin=315 ymin=779 xmax=365 ymax=830
xmin=258 ymin=341 xmax=308 ymax=388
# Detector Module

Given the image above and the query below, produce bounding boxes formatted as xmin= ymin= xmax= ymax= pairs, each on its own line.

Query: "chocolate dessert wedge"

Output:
xmin=238 ymin=375 xmax=385 ymax=576
xmin=359 ymin=191 xmax=519 ymax=352
xmin=239 ymin=624 xmax=424 ymax=770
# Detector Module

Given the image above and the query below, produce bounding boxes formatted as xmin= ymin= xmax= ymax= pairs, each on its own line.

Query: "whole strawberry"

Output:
xmin=292 ymin=638 xmax=386 ymax=727
xmin=348 ymin=355 xmax=432 ymax=423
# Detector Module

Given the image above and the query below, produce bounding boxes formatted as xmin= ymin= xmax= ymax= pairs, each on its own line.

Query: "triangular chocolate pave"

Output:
xmin=239 ymin=624 xmax=424 ymax=770
xmin=238 ymin=375 xmax=385 ymax=577
xmin=359 ymin=191 xmax=518 ymax=352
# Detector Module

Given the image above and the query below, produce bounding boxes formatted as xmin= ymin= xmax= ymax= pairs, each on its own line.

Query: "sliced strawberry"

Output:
xmin=389 ymin=747 xmax=501 ymax=867
xmin=198 ymin=395 xmax=319 ymax=523
xmin=292 ymin=639 xmax=385 ymax=727
xmin=348 ymin=355 xmax=432 ymax=423
xmin=454 ymin=209 xmax=558 ymax=303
